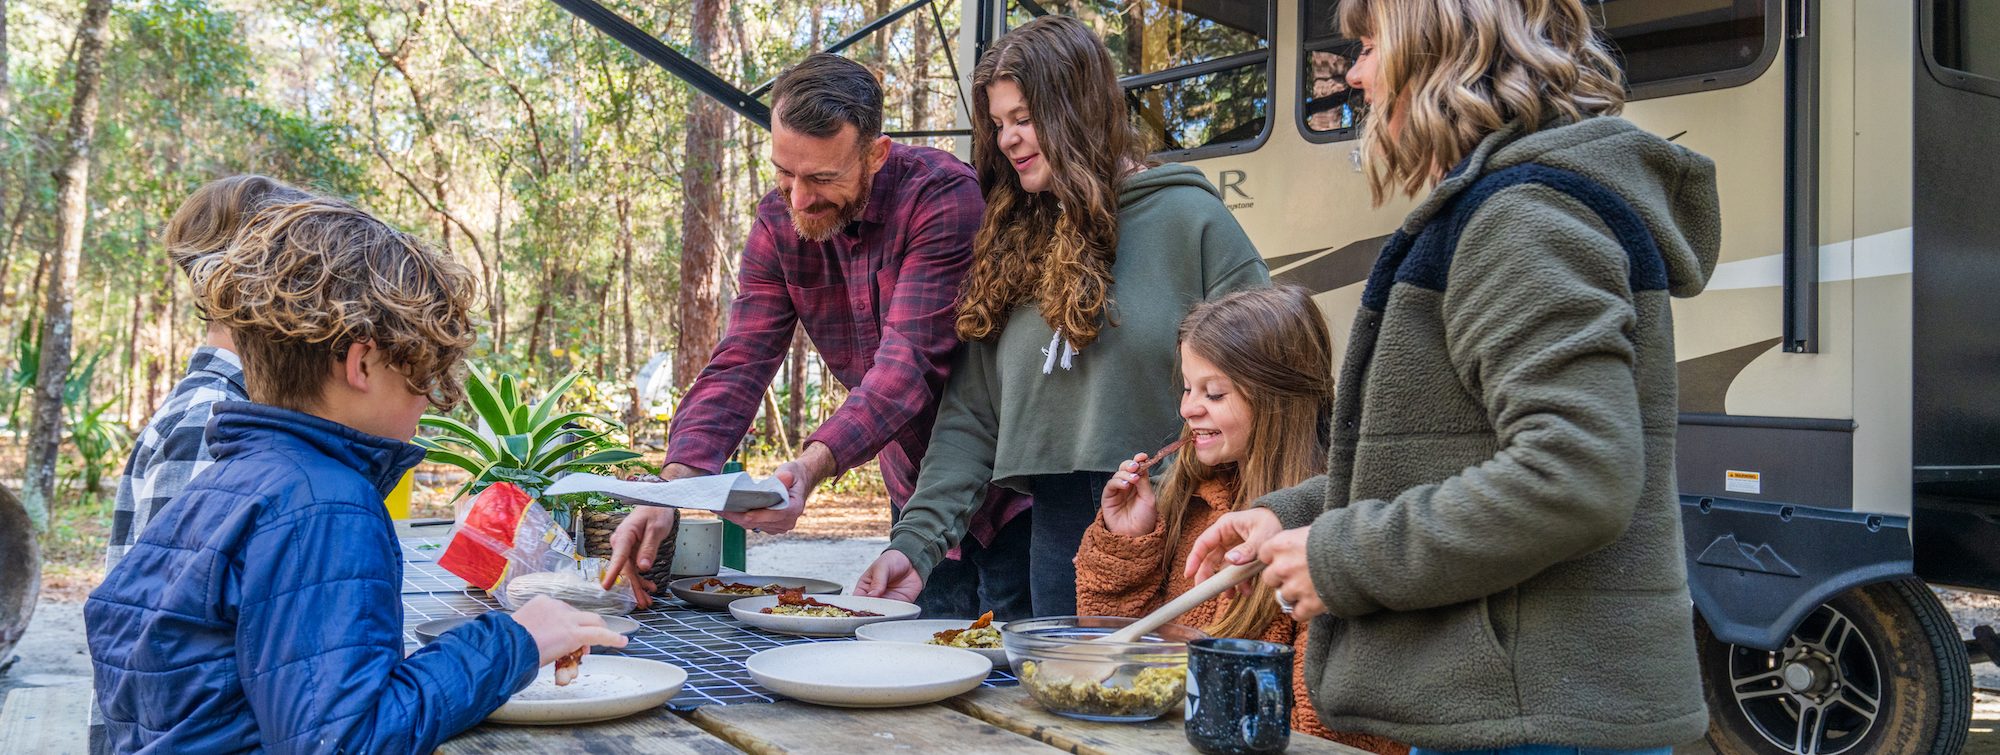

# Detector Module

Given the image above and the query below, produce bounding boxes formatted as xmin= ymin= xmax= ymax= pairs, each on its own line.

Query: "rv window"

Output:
xmin=1004 ymin=1 xmax=1273 ymax=156
xmin=1298 ymin=0 xmax=1366 ymax=142
xmin=1933 ymin=1 xmax=2000 ymax=86
xmin=1589 ymin=0 xmax=1774 ymax=95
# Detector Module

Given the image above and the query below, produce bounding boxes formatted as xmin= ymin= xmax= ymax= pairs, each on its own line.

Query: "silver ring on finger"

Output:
xmin=1274 ymin=590 xmax=1294 ymax=614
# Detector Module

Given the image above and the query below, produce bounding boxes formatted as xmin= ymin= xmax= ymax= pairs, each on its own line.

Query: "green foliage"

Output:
xmin=5 ymin=318 xmax=39 ymax=439
xmin=2 ymin=0 xmax=941 ymax=520
xmin=64 ymin=397 xmax=131 ymax=498
xmin=57 ymin=349 xmax=132 ymax=501
xmin=414 ymin=364 xmax=645 ymax=503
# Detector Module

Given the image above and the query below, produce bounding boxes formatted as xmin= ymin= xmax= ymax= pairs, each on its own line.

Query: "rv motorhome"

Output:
xmin=557 ymin=0 xmax=1999 ymax=751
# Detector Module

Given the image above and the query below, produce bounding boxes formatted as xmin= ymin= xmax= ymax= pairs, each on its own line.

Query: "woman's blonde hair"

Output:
xmin=196 ymin=199 xmax=477 ymax=412
xmin=956 ymin=15 xmax=1150 ymax=349
xmin=1155 ymin=285 xmax=1334 ymax=640
xmin=1340 ymin=0 xmax=1625 ymax=202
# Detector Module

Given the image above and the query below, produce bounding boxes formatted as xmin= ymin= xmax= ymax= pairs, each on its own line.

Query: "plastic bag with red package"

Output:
xmin=436 ymin=482 xmax=643 ymax=613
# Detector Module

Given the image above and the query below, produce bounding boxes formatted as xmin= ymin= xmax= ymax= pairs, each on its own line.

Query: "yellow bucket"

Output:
xmin=385 ymin=469 xmax=414 ymax=520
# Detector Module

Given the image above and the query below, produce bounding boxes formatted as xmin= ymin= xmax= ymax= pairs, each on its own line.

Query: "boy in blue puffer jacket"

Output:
xmin=84 ymin=198 xmax=625 ymax=753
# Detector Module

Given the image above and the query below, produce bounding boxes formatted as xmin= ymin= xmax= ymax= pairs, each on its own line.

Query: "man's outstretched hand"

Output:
xmin=854 ymin=549 xmax=924 ymax=603
xmin=720 ymin=442 xmax=836 ymax=534
xmin=599 ymin=464 xmax=701 ymax=590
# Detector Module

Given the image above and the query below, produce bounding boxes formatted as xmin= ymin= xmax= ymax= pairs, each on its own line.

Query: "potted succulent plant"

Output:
xmin=415 ymin=364 xmax=673 ymax=583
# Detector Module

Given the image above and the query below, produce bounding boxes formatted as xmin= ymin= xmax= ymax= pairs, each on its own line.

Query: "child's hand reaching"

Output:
xmin=1100 ymin=452 xmax=1161 ymax=536
xmin=510 ymin=595 xmax=628 ymax=667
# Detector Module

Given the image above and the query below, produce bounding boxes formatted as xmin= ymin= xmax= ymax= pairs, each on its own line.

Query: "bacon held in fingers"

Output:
xmin=554 ymin=647 xmax=584 ymax=686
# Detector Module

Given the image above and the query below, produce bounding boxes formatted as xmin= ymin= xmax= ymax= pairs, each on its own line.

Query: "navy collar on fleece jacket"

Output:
xmin=203 ymin=401 xmax=426 ymax=498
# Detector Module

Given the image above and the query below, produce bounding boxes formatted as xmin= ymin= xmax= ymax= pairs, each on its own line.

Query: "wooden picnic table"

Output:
xmin=400 ymin=522 xmax=1368 ymax=754
xmin=438 ymin=684 xmax=1372 ymax=754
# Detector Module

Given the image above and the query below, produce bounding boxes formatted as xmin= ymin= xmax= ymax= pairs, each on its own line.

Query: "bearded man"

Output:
xmin=604 ymin=53 xmax=1032 ymax=619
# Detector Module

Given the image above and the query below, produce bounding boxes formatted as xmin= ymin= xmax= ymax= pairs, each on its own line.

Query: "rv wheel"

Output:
xmin=1696 ymin=578 xmax=1969 ymax=755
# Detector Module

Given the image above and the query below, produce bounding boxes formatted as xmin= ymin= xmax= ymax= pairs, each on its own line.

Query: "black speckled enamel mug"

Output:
xmin=1185 ymin=638 xmax=1292 ymax=754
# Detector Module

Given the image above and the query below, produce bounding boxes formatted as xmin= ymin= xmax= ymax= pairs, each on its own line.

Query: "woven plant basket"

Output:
xmin=579 ymin=508 xmax=678 ymax=593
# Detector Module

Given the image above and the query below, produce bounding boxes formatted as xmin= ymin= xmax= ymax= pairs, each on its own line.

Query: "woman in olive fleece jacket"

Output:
xmin=1189 ymin=1 xmax=1720 ymax=751
xmin=855 ymin=16 xmax=1267 ymax=613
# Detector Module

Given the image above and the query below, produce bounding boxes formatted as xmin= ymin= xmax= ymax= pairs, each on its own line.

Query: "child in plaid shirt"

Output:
xmin=104 ymin=175 xmax=311 ymax=571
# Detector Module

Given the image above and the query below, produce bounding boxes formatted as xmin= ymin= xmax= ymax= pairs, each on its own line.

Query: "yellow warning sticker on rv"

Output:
xmin=1725 ymin=470 xmax=1762 ymax=495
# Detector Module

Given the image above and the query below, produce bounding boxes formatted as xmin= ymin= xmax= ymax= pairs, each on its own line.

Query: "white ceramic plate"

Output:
xmin=414 ymin=613 xmax=640 ymax=646
xmin=746 ymin=642 xmax=989 ymax=708
xmin=487 ymin=656 xmax=686 ymax=725
xmin=666 ymin=575 xmax=843 ymax=611
xmin=856 ymin=619 xmax=1009 ymax=668
xmin=728 ymin=594 xmax=919 ymax=637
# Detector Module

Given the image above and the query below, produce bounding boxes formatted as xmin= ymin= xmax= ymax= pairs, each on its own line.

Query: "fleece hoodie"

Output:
xmin=1258 ymin=117 xmax=1720 ymax=749
xmin=890 ymin=164 xmax=1269 ymax=579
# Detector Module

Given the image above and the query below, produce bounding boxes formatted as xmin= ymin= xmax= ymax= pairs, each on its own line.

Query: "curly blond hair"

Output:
xmin=165 ymin=175 xmax=312 ymax=276
xmin=196 ymin=199 xmax=477 ymax=411
xmin=1340 ymin=0 xmax=1625 ymax=202
xmin=955 ymin=15 xmax=1149 ymax=349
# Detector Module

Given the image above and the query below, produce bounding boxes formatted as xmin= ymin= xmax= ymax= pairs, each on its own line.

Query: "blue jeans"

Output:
xmin=1411 ymin=747 xmax=1674 ymax=755
xmin=1025 ymin=471 xmax=1115 ymax=617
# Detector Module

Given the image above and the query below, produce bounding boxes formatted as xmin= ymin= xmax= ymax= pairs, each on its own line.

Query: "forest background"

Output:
xmin=0 ymin=0 xmax=980 ymax=593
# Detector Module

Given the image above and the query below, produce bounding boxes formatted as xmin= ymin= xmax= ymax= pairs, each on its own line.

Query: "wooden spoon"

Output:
xmin=1040 ymin=561 xmax=1265 ymax=684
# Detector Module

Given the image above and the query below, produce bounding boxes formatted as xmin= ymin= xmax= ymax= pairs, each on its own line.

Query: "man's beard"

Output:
xmin=789 ymin=170 xmax=873 ymax=243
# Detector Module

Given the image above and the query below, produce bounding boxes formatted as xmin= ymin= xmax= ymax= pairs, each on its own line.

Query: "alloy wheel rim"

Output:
xmin=1726 ymin=603 xmax=1883 ymax=755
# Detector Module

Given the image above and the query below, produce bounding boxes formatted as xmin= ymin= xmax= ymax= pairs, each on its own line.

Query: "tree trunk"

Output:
xmin=617 ymin=194 xmax=637 ymax=379
xmin=910 ymin=10 xmax=933 ymax=132
xmin=1 ymin=0 xmax=11 ymax=305
xmin=491 ymin=175 xmax=507 ymax=352
xmin=673 ymin=0 xmax=726 ymax=391
xmin=786 ymin=331 xmax=806 ymax=448
xmin=4 ymin=189 xmax=37 ymax=309
xmin=23 ymin=0 xmax=114 ymax=527
xmin=869 ymin=0 xmax=892 ymax=71
xmin=124 ymin=276 xmax=143 ymax=421
xmin=0 ymin=0 xmax=10 ymax=122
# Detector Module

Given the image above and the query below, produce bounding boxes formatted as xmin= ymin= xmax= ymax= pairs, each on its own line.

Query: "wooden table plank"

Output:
xmin=0 ymin=684 xmax=91 ymax=755
xmin=688 ymin=700 xmax=1050 ymax=753
xmin=437 ymin=708 xmax=740 ymax=754
xmin=944 ymin=686 xmax=1375 ymax=755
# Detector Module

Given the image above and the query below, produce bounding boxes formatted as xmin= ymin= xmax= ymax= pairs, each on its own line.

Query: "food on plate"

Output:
xmin=1018 ymin=660 xmax=1187 ymax=717
xmin=694 ymin=578 xmax=784 ymax=596
xmin=929 ymin=612 xmax=1002 ymax=649
xmin=759 ymin=588 xmax=882 ymax=618
xmin=554 ymin=647 xmax=584 ymax=686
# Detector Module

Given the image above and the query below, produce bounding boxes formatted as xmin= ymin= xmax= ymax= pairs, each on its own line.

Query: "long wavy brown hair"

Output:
xmin=1156 ymin=286 xmax=1333 ymax=640
xmin=1340 ymin=0 xmax=1625 ymax=202
xmin=956 ymin=15 xmax=1149 ymax=349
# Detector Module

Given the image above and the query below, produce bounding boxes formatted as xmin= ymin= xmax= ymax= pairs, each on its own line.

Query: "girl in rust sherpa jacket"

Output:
xmin=1077 ymin=286 xmax=1406 ymax=755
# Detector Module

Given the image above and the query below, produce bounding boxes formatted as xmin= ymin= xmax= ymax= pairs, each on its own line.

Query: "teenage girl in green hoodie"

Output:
xmin=856 ymin=15 xmax=1269 ymax=615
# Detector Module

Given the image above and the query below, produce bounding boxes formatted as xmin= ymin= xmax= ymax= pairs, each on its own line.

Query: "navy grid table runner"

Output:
xmin=397 ymin=537 xmax=1017 ymax=709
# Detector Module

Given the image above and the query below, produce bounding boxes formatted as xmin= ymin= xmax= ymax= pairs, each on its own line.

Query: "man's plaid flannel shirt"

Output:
xmin=105 ymin=346 xmax=248 ymax=570
xmin=666 ymin=144 xmax=991 ymax=510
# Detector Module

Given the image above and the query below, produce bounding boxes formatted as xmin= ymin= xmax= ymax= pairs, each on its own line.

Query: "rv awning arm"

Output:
xmin=549 ymin=0 xmax=772 ymax=129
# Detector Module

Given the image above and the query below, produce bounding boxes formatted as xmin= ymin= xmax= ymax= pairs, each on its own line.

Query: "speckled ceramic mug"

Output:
xmin=1185 ymin=638 xmax=1292 ymax=755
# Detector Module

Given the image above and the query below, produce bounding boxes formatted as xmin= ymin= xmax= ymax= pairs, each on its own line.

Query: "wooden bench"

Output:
xmin=0 ymin=684 xmax=91 ymax=755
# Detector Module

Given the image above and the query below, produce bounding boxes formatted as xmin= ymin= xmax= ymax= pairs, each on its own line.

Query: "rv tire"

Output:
xmin=1696 ymin=577 xmax=1970 ymax=755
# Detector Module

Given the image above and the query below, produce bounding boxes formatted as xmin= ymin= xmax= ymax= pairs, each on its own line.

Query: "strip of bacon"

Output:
xmin=931 ymin=611 xmax=994 ymax=643
xmin=761 ymin=588 xmax=882 ymax=617
xmin=554 ymin=647 xmax=584 ymax=686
